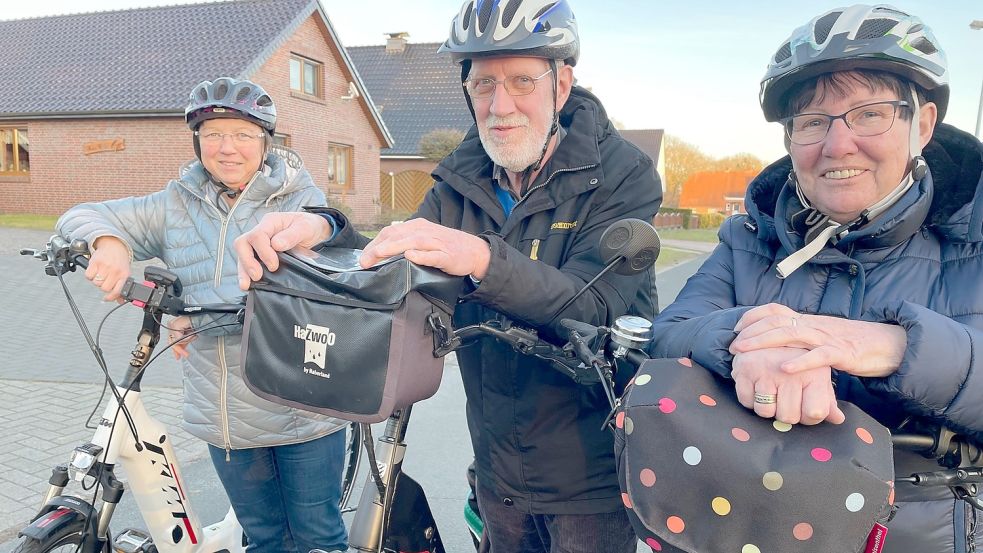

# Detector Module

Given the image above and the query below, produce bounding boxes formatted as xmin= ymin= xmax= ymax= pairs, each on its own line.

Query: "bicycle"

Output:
xmin=14 ymin=236 xmax=362 ymax=553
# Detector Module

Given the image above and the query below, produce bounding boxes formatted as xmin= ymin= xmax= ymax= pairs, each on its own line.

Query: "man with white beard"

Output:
xmin=234 ymin=1 xmax=661 ymax=551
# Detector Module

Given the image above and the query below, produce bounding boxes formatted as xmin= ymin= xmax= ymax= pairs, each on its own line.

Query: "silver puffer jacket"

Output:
xmin=57 ymin=146 xmax=347 ymax=450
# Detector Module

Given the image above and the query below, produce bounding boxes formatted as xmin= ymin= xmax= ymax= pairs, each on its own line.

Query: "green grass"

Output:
xmin=0 ymin=214 xmax=58 ymax=230
xmin=655 ymin=246 xmax=701 ymax=271
xmin=657 ymin=227 xmax=720 ymax=243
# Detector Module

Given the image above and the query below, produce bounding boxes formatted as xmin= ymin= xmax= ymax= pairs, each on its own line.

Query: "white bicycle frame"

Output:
xmin=91 ymin=386 xmax=244 ymax=552
xmin=50 ymin=385 xmax=245 ymax=553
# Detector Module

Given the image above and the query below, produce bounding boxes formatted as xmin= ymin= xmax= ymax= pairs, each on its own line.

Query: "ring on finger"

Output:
xmin=94 ymin=274 xmax=106 ymax=282
xmin=753 ymin=392 xmax=778 ymax=405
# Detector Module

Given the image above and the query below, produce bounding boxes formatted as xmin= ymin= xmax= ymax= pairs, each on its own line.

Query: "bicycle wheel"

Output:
xmin=11 ymin=518 xmax=88 ymax=553
xmin=339 ymin=421 xmax=363 ymax=512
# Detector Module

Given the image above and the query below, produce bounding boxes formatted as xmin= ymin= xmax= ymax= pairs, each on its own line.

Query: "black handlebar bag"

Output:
xmin=614 ymin=357 xmax=895 ymax=553
xmin=241 ymin=248 xmax=463 ymax=423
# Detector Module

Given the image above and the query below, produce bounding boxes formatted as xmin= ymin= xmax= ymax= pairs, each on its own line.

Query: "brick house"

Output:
xmin=678 ymin=169 xmax=758 ymax=215
xmin=347 ymin=34 xmax=473 ymax=215
xmin=0 ymin=0 xmax=392 ymax=225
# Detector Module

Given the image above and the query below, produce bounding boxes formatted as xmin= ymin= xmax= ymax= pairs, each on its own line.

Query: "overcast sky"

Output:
xmin=4 ymin=1 xmax=982 ymax=162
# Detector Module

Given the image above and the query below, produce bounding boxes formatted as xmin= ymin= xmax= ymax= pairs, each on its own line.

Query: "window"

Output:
xmin=327 ymin=144 xmax=353 ymax=189
xmin=273 ymin=133 xmax=290 ymax=147
xmin=1 ymin=128 xmax=29 ymax=175
xmin=289 ymin=55 xmax=322 ymax=97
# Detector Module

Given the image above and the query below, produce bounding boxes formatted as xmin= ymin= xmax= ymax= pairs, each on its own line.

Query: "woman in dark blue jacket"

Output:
xmin=650 ymin=5 xmax=983 ymax=552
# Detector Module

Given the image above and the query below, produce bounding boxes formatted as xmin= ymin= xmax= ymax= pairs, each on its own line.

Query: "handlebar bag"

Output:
xmin=242 ymin=247 xmax=463 ymax=423
xmin=614 ymin=357 xmax=895 ymax=553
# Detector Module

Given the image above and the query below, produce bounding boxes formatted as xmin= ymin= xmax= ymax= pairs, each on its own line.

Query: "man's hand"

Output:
xmin=730 ymin=303 xmax=907 ymax=378
xmin=731 ymin=346 xmax=845 ymax=426
xmin=168 ymin=316 xmax=197 ymax=360
xmin=360 ymin=219 xmax=491 ymax=278
xmin=85 ymin=236 xmax=131 ymax=301
xmin=234 ymin=212 xmax=332 ymax=290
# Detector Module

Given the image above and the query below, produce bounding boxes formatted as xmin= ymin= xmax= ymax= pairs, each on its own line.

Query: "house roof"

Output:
xmin=678 ymin=169 xmax=758 ymax=210
xmin=0 ymin=0 xmax=392 ymax=145
xmin=619 ymin=129 xmax=664 ymax=167
xmin=347 ymin=41 xmax=473 ymax=157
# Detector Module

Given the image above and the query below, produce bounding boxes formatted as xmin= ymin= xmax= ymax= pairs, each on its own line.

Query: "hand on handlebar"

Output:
xmin=234 ymin=212 xmax=333 ymax=290
xmin=85 ymin=236 xmax=131 ymax=302
xmin=732 ymin=346 xmax=845 ymax=426
xmin=168 ymin=316 xmax=197 ymax=360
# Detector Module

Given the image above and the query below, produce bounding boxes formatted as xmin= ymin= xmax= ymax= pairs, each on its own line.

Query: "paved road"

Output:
xmin=0 ymin=227 xmax=707 ymax=552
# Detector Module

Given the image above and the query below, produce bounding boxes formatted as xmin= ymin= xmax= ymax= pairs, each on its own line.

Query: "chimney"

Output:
xmin=385 ymin=32 xmax=409 ymax=53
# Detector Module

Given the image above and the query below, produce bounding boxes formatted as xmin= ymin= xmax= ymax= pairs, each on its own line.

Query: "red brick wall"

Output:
xmin=250 ymin=14 xmax=385 ymax=225
xmin=0 ymin=13 xmax=385 ymax=224
xmin=0 ymin=118 xmax=192 ymax=215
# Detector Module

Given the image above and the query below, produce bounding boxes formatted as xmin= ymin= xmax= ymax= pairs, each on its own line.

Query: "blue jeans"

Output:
xmin=475 ymin=485 xmax=637 ymax=553
xmin=208 ymin=431 xmax=348 ymax=553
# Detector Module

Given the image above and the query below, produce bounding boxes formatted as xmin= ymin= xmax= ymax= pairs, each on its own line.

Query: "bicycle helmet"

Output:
xmin=185 ymin=77 xmax=277 ymax=133
xmin=437 ymin=0 xmax=580 ymax=66
xmin=759 ymin=4 xmax=948 ymax=122
xmin=615 ymin=358 xmax=895 ymax=553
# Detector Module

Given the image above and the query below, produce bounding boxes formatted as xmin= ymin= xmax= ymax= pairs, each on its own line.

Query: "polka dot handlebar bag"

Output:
xmin=614 ymin=358 xmax=895 ymax=553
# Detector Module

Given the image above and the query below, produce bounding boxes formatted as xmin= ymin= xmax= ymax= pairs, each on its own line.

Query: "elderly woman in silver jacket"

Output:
xmin=56 ymin=77 xmax=348 ymax=553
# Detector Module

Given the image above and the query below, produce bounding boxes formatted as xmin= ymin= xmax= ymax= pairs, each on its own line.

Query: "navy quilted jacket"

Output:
xmin=649 ymin=123 xmax=983 ymax=552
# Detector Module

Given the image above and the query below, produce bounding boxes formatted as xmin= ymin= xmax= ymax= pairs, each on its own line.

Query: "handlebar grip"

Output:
xmin=623 ymin=348 xmax=650 ymax=369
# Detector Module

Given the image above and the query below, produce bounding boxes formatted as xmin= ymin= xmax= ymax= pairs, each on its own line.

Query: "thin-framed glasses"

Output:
xmin=780 ymin=100 xmax=910 ymax=145
xmin=464 ymin=69 xmax=553 ymax=99
xmin=195 ymin=131 xmax=265 ymax=145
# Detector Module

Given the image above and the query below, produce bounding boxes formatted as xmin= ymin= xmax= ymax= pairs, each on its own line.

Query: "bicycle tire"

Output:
xmin=11 ymin=518 xmax=89 ymax=553
xmin=339 ymin=421 xmax=363 ymax=511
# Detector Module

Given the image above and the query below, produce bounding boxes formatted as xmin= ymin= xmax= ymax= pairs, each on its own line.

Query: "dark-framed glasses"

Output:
xmin=195 ymin=131 xmax=265 ymax=145
xmin=464 ymin=69 xmax=553 ymax=99
xmin=780 ymin=100 xmax=910 ymax=145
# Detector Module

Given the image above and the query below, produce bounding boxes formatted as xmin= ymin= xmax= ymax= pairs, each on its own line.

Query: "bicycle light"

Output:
xmin=69 ymin=442 xmax=104 ymax=482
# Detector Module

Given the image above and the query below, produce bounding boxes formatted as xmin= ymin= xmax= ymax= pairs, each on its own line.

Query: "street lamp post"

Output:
xmin=972 ymin=20 xmax=983 ymax=139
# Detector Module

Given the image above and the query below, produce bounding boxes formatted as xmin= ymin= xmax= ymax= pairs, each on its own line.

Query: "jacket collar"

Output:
xmin=746 ymin=123 xmax=983 ymax=250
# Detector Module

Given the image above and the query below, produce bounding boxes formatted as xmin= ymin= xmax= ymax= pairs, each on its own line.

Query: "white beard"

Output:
xmin=477 ymin=113 xmax=551 ymax=173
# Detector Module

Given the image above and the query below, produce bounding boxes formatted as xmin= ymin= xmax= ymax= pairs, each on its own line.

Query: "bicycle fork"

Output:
xmin=348 ymin=407 xmax=445 ymax=553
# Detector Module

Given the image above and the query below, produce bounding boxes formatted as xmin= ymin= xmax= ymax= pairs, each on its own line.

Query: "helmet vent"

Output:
xmin=256 ymin=94 xmax=273 ymax=107
xmin=463 ymin=2 xmax=473 ymax=30
xmin=813 ymin=11 xmax=841 ymax=44
xmin=235 ymin=86 xmax=252 ymax=102
xmin=215 ymin=82 xmax=229 ymax=100
xmin=502 ymin=0 xmax=521 ymax=27
xmin=774 ymin=42 xmax=792 ymax=63
xmin=195 ymin=88 xmax=208 ymax=102
xmin=477 ymin=0 xmax=493 ymax=33
xmin=910 ymin=36 xmax=938 ymax=56
xmin=856 ymin=18 xmax=898 ymax=40
xmin=533 ymin=2 xmax=557 ymax=20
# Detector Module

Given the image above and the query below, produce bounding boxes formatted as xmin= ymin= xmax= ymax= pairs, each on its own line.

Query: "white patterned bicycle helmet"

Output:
xmin=185 ymin=77 xmax=277 ymax=133
xmin=759 ymin=4 xmax=949 ymax=122
xmin=437 ymin=0 xmax=579 ymax=66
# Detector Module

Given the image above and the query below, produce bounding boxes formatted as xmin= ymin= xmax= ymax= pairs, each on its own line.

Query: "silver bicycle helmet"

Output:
xmin=759 ymin=4 xmax=949 ymax=122
xmin=185 ymin=77 xmax=277 ymax=133
xmin=437 ymin=0 xmax=580 ymax=66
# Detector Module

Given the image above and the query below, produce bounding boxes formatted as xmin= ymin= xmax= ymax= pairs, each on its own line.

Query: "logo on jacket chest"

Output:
xmin=293 ymin=323 xmax=335 ymax=376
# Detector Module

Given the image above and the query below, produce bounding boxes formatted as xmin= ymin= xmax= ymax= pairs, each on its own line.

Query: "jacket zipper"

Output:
xmin=214 ymin=194 xmax=242 ymax=460
xmin=510 ymin=164 xmax=597 ymax=214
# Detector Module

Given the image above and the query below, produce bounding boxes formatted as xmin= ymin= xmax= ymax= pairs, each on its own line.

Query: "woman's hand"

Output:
xmin=168 ymin=316 xmax=197 ymax=360
xmin=84 ymin=236 xmax=131 ymax=301
xmin=732 ymin=345 xmax=844 ymax=425
xmin=730 ymin=303 xmax=907 ymax=378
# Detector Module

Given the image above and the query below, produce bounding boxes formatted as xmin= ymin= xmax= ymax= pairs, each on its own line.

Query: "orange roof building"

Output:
xmin=678 ymin=169 xmax=759 ymax=215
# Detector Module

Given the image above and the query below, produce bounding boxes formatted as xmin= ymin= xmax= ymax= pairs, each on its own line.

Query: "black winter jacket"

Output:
xmin=649 ymin=123 xmax=983 ymax=552
xmin=328 ymin=87 xmax=662 ymax=513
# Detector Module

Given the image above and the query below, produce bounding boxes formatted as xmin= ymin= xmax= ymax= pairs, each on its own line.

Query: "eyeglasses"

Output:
xmin=780 ymin=100 xmax=910 ymax=145
xmin=464 ymin=69 xmax=553 ymax=99
xmin=195 ymin=131 xmax=265 ymax=145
